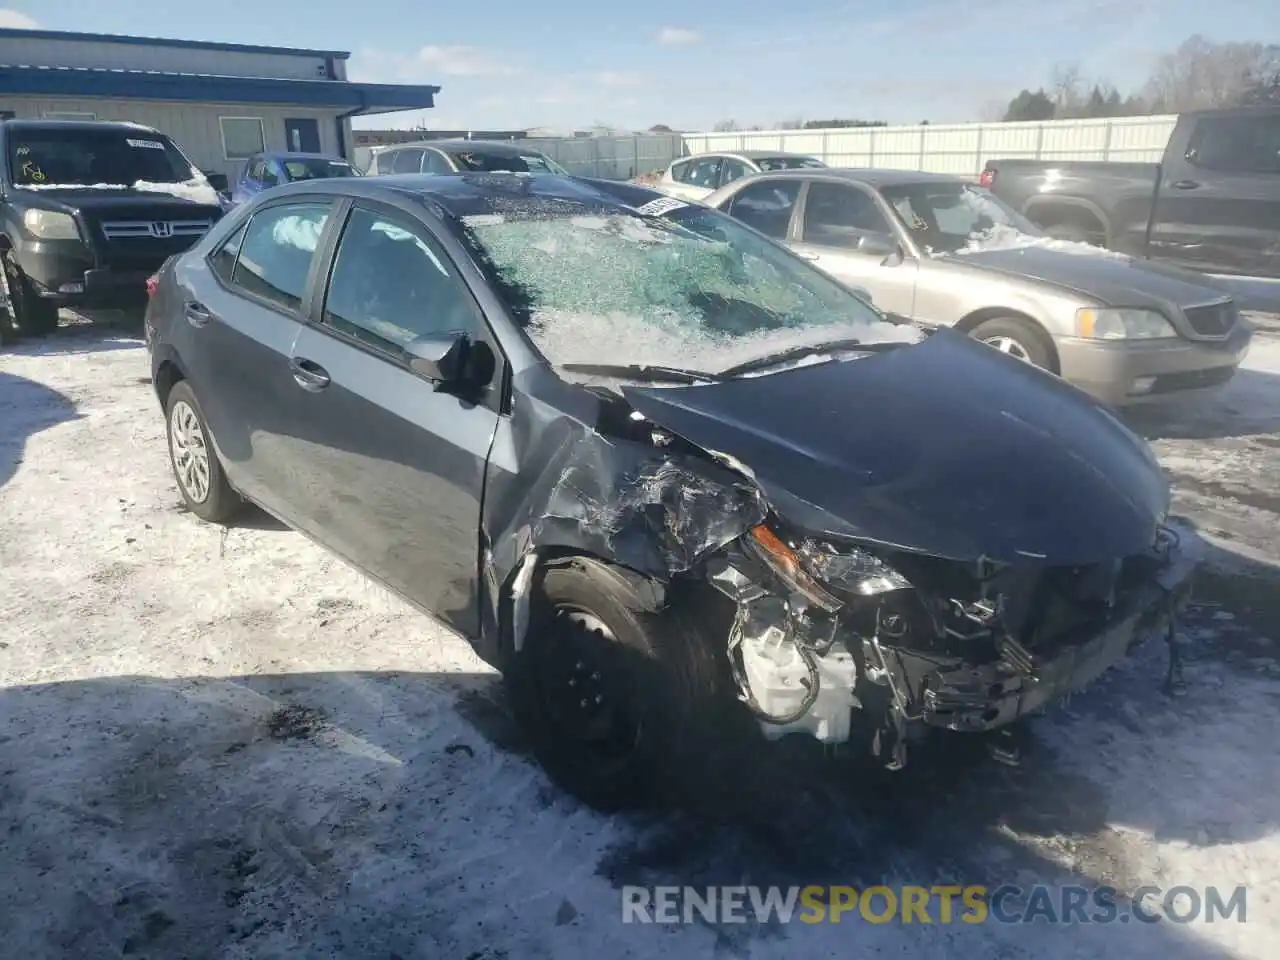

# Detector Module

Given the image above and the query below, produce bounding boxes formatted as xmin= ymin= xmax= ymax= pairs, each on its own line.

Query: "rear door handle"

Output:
xmin=1169 ymin=179 xmax=1200 ymax=190
xmin=183 ymin=301 xmax=213 ymax=327
xmin=289 ymin=356 xmax=331 ymax=392
xmin=795 ymin=250 xmax=820 ymax=261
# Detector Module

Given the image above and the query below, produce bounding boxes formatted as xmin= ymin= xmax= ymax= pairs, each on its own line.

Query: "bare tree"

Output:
xmin=1050 ymin=62 xmax=1083 ymax=116
xmin=776 ymin=118 xmax=806 ymax=130
xmin=712 ymin=119 xmax=740 ymax=132
xmin=1143 ymin=35 xmax=1280 ymax=111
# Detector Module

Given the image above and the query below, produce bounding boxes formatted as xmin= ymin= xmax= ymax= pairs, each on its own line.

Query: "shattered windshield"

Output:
xmin=880 ymin=182 xmax=1043 ymax=255
xmin=9 ymin=129 xmax=196 ymax=187
xmin=461 ymin=197 xmax=919 ymax=374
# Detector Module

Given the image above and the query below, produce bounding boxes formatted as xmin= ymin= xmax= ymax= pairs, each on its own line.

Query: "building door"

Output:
xmin=284 ymin=118 xmax=321 ymax=153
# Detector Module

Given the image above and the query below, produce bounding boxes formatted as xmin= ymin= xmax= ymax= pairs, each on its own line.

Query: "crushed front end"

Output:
xmin=704 ymin=521 xmax=1197 ymax=769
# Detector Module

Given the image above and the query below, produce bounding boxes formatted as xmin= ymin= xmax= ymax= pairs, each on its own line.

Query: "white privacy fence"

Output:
xmin=525 ymin=115 xmax=1179 ymax=180
xmin=521 ymin=134 xmax=686 ymax=180
xmin=354 ymin=115 xmax=1180 ymax=181
xmin=680 ymin=115 xmax=1180 ymax=177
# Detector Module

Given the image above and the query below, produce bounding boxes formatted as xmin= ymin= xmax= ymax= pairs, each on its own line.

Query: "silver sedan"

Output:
xmin=703 ymin=168 xmax=1253 ymax=405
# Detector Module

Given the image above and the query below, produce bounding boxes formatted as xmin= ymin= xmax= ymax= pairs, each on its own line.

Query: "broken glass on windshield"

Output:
xmin=463 ymin=202 xmax=919 ymax=374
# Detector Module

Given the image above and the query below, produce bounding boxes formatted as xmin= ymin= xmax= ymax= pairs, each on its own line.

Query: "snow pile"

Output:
xmin=19 ymin=176 xmax=220 ymax=206
xmin=953 ymin=221 xmax=1132 ymax=260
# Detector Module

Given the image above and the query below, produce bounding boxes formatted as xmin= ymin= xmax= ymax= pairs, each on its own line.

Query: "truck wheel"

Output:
xmin=970 ymin=316 xmax=1054 ymax=371
xmin=165 ymin=380 xmax=240 ymax=523
xmin=506 ymin=557 xmax=740 ymax=812
xmin=3 ymin=252 xmax=60 ymax=337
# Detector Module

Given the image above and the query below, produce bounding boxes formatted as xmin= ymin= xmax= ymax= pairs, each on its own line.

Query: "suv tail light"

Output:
xmin=145 ymin=274 xmax=159 ymax=298
xmin=978 ymin=168 xmax=996 ymax=189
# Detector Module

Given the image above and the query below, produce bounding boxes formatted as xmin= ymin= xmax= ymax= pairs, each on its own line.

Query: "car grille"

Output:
xmin=1182 ymin=301 xmax=1237 ymax=339
xmin=100 ymin=219 xmax=213 ymax=240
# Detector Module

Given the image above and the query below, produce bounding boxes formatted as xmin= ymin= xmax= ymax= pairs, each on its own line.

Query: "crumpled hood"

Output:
xmin=947 ymin=244 xmax=1230 ymax=309
xmin=622 ymin=329 xmax=1170 ymax=566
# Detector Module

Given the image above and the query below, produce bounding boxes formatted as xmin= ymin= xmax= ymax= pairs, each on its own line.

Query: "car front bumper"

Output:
xmin=1056 ymin=320 xmax=1254 ymax=406
xmin=18 ymin=239 xmax=164 ymax=307
xmin=914 ymin=542 xmax=1197 ymax=733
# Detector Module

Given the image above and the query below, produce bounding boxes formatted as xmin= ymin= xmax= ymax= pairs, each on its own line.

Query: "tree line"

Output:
xmin=1000 ymin=35 xmax=1279 ymax=121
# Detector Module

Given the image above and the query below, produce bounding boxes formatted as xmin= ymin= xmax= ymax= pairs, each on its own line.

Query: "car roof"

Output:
xmin=264 ymin=151 xmax=349 ymax=162
xmin=1 ymin=119 xmax=162 ymax=134
xmin=731 ymin=167 xmax=965 ymax=188
xmin=680 ymin=150 xmax=819 ymax=162
xmin=261 ymin=172 xmax=664 ymax=219
xmin=379 ymin=139 xmax=548 ymax=157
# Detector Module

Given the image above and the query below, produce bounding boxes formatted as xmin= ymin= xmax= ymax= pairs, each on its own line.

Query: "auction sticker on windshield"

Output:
xmin=126 ymin=139 xmax=166 ymax=150
xmin=635 ymin=196 xmax=689 ymax=217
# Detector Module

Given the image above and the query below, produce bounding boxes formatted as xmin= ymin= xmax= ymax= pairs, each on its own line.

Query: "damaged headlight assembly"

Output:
xmin=706 ymin=525 xmax=917 ymax=760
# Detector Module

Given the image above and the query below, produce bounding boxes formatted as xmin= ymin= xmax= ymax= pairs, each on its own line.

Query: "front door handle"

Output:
xmin=289 ymin=357 xmax=331 ymax=392
xmin=183 ymin=301 xmax=213 ymax=328
xmin=1170 ymin=179 xmax=1200 ymax=190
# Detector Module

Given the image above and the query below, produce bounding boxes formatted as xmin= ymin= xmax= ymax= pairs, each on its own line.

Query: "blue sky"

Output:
xmin=0 ymin=0 xmax=1273 ymax=131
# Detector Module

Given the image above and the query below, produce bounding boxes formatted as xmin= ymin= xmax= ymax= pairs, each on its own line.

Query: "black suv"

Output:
xmin=0 ymin=119 xmax=224 ymax=342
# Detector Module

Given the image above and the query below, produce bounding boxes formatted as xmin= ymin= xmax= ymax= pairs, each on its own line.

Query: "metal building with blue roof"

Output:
xmin=0 ymin=28 xmax=440 ymax=179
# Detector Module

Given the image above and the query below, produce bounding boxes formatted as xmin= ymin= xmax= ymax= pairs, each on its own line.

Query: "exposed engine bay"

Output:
xmin=702 ymin=519 xmax=1194 ymax=769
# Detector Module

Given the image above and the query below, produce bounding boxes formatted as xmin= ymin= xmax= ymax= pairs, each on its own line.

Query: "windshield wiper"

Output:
xmin=558 ymin=362 xmax=722 ymax=384
xmin=718 ymin=336 xmax=899 ymax=378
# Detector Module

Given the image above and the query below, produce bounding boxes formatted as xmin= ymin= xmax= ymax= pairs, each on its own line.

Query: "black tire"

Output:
xmin=969 ymin=316 xmax=1055 ymax=371
xmin=3 ymin=250 xmax=59 ymax=337
xmin=165 ymin=380 xmax=240 ymax=523
xmin=506 ymin=557 xmax=745 ymax=812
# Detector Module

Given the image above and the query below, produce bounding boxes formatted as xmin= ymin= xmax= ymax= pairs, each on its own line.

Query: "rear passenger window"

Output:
xmin=1187 ymin=116 xmax=1280 ymax=175
xmin=392 ymin=149 xmax=425 ymax=174
xmin=323 ymin=206 xmax=479 ymax=356
xmin=373 ymin=150 xmax=398 ymax=174
xmin=230 ymin=201 xmax=331 ymax=312
xmin=669 ymin=160 xmax=691 ymax=183
xmin=423 ymin=150 xmax=452 ymax=174
xmin=210 ymin=221 xmax=246 ymax=284
xmin=684 ymin=156 xmax=723 ymax=188
xmin=727 ymin=180 xmax=800 ymax=239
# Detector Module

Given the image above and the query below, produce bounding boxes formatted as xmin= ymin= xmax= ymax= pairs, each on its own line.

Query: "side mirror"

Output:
xmin=406 ymin=332 xmax=470 ymax=384
xmin=203 ymin=172 xmax=229 ymax=193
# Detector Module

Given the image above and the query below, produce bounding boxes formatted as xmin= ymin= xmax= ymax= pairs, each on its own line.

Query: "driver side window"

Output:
xmin=322 ymin=206 xmax=480 ymax=358
xmin=802 ymin=182 xmax=893 ymax=248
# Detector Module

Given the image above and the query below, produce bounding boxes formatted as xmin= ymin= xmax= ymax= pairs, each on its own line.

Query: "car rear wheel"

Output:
xmin=165 ymin=380 xmax=240 ymax=523
xmin=507 ymin=557 xmax=743 ymax=812
xmin=2 ymin=251 xmax=59 ymax=337
xmin=969 ymin=316 xmax=1054 ymax=370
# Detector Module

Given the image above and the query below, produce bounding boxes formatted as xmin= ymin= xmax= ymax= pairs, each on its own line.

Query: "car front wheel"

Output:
xmin=507 ymin=557 xmax=747 ymax=812
xmin=165 ymin=380 xmax=240 ymax=523
xmin=969 ymin=316 xmax=1054 ymax=370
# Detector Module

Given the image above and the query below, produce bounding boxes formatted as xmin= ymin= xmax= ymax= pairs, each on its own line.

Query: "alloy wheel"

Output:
xmin=169 ymin=400 xmax=212 ymax=504
xmin=982 ymin=335 xmax=1032 ymax=362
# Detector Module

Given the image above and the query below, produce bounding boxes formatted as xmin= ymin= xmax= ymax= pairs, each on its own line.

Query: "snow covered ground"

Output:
xmin=2 ymin=318 xmax=1279 ymax=959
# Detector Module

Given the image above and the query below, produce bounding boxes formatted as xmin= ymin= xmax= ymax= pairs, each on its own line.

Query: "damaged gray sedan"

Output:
xmin=144 ymin=172 xmax=1196 ymax=810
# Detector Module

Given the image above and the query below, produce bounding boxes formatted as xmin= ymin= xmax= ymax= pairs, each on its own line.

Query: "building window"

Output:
xmin=42 ymin=111 xmax=96 ymax=120
xmin=220 ymin=117 xmax=266 ymax=161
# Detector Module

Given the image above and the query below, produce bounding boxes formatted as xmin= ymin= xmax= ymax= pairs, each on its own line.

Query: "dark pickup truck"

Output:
xmin=1 ymin=119 xmax=225 ymax=343
xmin=981 ymin=106 xmax=1280 ymax=282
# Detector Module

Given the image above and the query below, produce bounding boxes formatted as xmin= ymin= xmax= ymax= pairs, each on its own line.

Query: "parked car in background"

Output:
xmin=656 ymin=151 xmax=826 ymax=203
xmin=0 ymin=118 xmax=222 ymax=344
xmin=367 ymin=139 xmax=570 ymax=176
xmin=230 ymin=152 xmax=359 ymax=206
xmin=982 ymin=105 xmax=1280 ymax=280
xmin=705 ymin=168 xmax=1253 ymax=405
xmin=144 ymin=172 xmax=1193 ymax=810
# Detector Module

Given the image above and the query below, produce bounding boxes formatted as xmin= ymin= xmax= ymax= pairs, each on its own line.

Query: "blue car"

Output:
xmin=230 ymin=152 xmax=360 ymax=206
